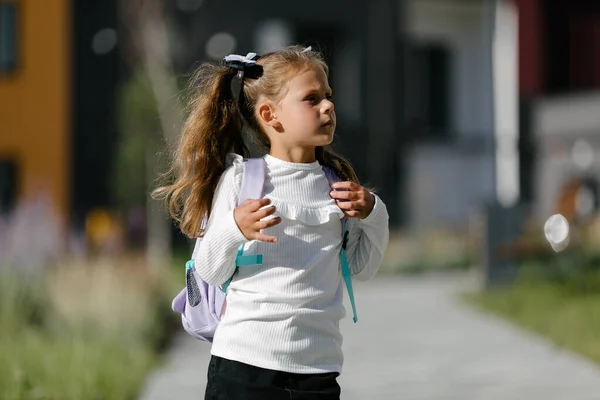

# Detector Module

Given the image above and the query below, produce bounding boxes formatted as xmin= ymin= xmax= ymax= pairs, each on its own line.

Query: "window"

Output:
xmin=0 ymin=3 xmax=17 ymax=73
xmin=405 ymin=41 xmax=451 ymax=140
xmin=0 ymin=159 xmax=17 ymax=214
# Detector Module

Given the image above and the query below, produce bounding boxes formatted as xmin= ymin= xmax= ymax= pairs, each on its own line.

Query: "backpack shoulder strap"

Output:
xmin=323 ymin=166 xmax=358 ymax=323
xmin=221 ymin=157 xmax=266 ymax=293
xmin=340 ymin=220 xmax=358 ymax=323
xmin=239 ymin=158 xmax=265 ymax=204
xmin=322 ymin=166 xmax=340 ymax=188
xmin=192 ymin=157 xmax=265 ymax=249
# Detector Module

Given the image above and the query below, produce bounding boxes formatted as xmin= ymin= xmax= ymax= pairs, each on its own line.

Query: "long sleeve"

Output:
xmin=344 ymin=193 xmax=390 ymax=281
xmin=192 ymin=155 xmax=248 ymax=286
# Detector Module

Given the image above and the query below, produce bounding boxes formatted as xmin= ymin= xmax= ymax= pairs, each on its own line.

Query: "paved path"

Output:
xmin=139 ymin=275 xmax=600 ymax=399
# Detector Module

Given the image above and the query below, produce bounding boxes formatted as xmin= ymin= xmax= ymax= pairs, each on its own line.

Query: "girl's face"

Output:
xmin=272 ymin=66 xmax=336 ymax=152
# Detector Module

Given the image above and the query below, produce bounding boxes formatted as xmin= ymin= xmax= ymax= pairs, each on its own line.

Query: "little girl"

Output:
xmin=155 ymin=46 xmax=389 ymax=399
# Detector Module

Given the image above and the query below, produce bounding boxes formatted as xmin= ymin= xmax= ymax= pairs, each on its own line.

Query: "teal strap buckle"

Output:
xmin=235 ymin=254 xmax=263 ymax=266
xmin=235 ymin=244 xmax=263 ymax=266
xmin=221 ymin=244 xmax=263 ymax=293
xmin=185 ymin=260 xmax=195 ymax=271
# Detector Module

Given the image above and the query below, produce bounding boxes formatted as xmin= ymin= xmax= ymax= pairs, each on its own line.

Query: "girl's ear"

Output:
xmin=257 ymin=102 xmax=280 ymax=128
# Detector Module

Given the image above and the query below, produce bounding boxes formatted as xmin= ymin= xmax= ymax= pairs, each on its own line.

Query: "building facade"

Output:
xmin=0 ymin=0 xmax=71 ymax=223
xmin=0 ymin=0 xmax=120 ymax=236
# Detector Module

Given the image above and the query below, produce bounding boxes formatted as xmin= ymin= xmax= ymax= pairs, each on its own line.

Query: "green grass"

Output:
xmin=464 ymin=280 xmax=600 ymax=365
xmin=0 ymin=255 xmax=183 ymax=400
xmin=0 ymin=331 xmax=154 ymax=400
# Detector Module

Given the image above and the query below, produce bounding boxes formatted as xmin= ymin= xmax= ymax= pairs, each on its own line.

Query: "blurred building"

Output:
xmin=525 ymin=1 xmax=600 ymax=224
xmin=402 ymin=0 xmax=600 ymax=230
xmin=176 ymin=0 xmax=600 ymax=230
xmin=402 ymin=0 xmax=499 ymax=231
xmin=0 ymin=0 xmax=71 ymax=221
xmin=0 ymin=0 xmax=120 ymax=235
xmin=2 ymin=0 xmax=599 ymax=238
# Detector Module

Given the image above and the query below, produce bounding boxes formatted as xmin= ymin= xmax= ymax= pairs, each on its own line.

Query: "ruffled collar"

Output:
xmin=267 ymin=199 xmax=343 ymax=225
xmin=226 ymin=153 xmax=344 ymax=225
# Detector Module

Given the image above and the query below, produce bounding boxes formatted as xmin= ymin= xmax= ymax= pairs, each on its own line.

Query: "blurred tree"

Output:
xmin=114 ymin=71 xmax=160 ymax=210
xmin=117 ymin=0 xmax=184 ymax=270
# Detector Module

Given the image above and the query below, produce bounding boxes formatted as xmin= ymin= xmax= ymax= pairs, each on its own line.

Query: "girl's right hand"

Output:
xmin=234 ymin=198 xmax=281 ymax=242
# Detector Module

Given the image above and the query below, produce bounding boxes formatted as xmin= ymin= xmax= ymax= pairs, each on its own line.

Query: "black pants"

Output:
xmin=205 ymin=355 xmax=341 ymax=400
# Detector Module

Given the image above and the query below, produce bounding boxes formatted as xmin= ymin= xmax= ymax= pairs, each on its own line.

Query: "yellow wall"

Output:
xmin=0 ymin=0 xmax=70 ymax=224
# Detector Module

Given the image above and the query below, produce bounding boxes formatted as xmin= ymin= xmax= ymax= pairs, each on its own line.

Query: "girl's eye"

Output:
xmin=304 ymin=93 xmax=332 ymax=104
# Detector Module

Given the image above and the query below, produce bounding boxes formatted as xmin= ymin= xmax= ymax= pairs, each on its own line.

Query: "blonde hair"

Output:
xmin=153 ymin=45 xmax=359 ymax=238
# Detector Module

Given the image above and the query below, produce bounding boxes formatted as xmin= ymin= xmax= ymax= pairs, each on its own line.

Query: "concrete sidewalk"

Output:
xmin=139 ymin=275 xmax=600 ymax=399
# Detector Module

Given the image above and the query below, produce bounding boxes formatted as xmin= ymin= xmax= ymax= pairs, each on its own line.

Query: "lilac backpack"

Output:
xmin=171 ymin=158 xmax=358 ymax=342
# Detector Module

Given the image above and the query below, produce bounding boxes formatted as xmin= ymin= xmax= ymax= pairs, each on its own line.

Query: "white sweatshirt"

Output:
xmin=193 ymin=153 xmax=389 ymax=374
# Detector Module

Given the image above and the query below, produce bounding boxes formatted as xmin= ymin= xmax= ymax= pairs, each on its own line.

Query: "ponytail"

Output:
xmin=153 ymin=63 xmax=247 ymax=238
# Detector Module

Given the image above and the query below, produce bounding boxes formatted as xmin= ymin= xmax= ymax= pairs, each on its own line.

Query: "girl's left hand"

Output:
xmin=330 ymin=181 xmax=375 ymax=219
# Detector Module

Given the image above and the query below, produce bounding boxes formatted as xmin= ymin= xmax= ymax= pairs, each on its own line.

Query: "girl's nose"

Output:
xmin=322 ymin=99 xmax=335 ymax=114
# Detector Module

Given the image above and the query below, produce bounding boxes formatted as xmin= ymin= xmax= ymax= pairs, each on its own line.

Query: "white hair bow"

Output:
xmin=223 ymin=52 xmax=258 ymax=66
